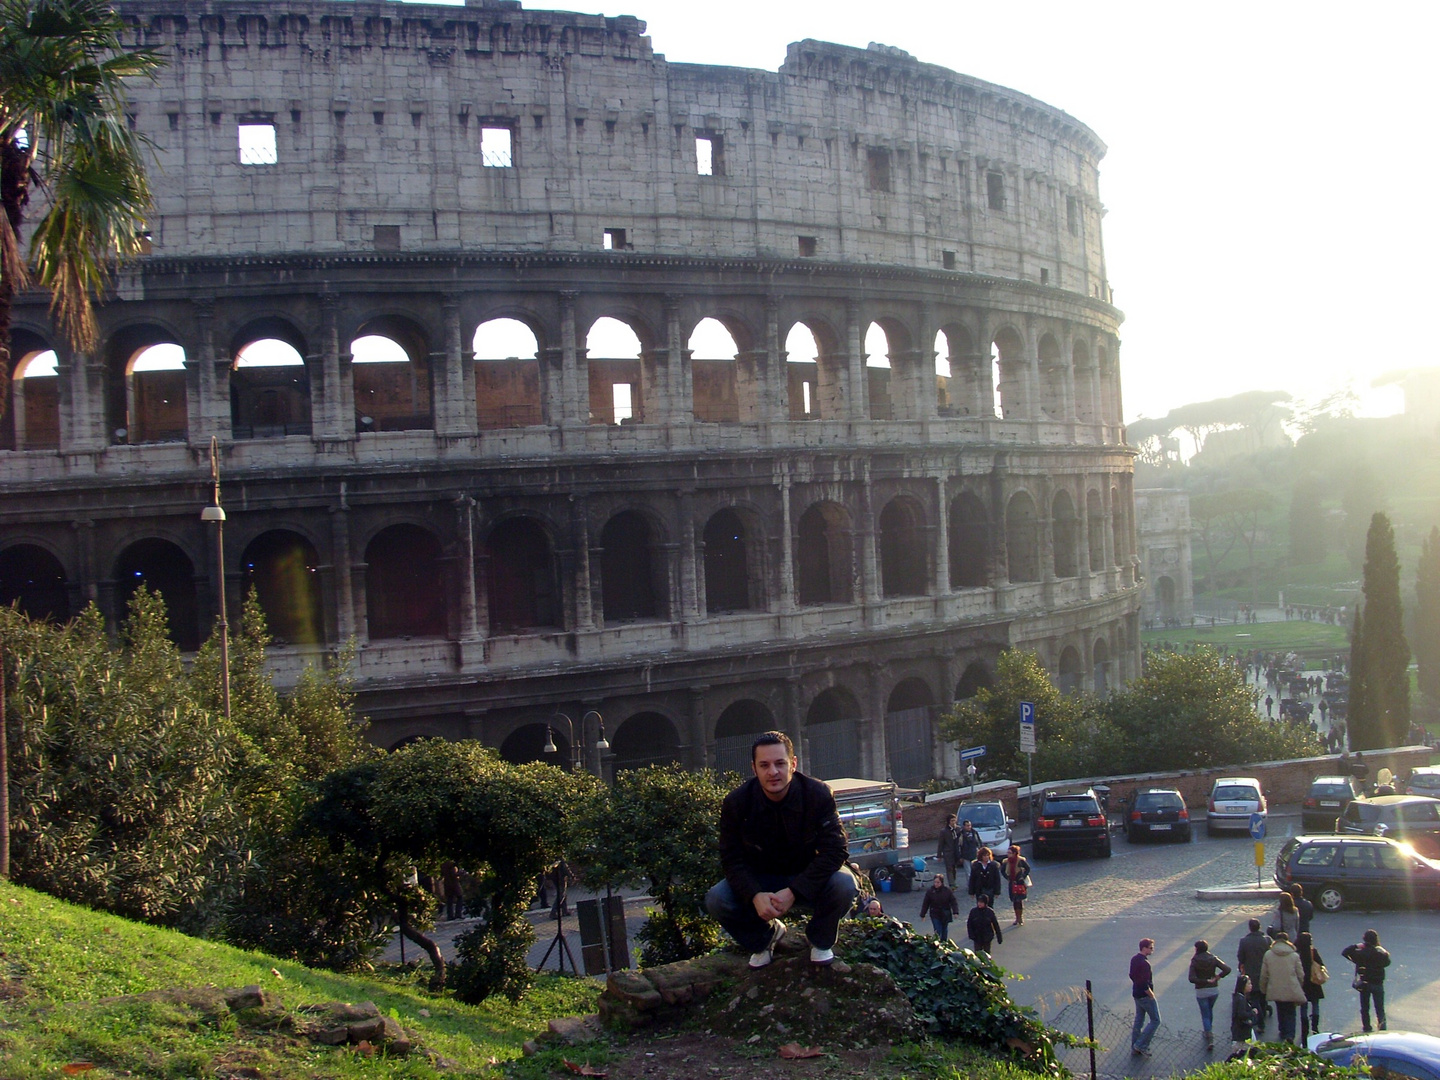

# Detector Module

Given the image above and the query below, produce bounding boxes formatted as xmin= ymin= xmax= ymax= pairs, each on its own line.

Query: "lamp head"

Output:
xmin=201 ymin=505 xmax=226 ymax=522
xmin=542 ymin=727 xmax=558 ymax=755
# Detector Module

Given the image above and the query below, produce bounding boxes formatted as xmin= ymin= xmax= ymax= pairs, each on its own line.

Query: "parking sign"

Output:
xmin=1019 ymin=701 xmax=1035 ymax=754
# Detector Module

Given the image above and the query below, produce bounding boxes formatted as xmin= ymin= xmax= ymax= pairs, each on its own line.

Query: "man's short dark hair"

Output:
xmin=1248 ymin=918 xmax=1261 ymax=932
xmin=751 ymin=730 xmax=794 ymax=761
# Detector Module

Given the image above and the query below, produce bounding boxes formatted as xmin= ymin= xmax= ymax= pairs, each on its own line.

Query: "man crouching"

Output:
xmin=705 ymin=731 xmax=857 ymax=968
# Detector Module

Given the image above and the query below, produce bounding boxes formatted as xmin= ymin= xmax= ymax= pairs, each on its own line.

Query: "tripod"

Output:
xmin=536 ymin=903 xmax=579 ymax=973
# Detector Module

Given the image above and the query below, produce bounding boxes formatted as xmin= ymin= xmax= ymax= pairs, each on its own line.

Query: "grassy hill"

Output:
xmin=0 ymin=879 xmax=596 ymax=1079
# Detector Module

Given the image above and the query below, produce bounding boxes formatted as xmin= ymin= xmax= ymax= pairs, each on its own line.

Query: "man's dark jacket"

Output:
xmin=966 ymin=904 xmax=1002 ymax=947
xmin=718 ymin=771 xmax=849 ymax=905
xmin=1237 ymin=929 xmax=1270 ymax=982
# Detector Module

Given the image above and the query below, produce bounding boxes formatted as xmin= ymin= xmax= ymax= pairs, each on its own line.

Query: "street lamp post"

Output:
xmin=543 ymin=710 xmax=610 ymax=773
xmin=201 ymin=436 xmax=231 ymax=723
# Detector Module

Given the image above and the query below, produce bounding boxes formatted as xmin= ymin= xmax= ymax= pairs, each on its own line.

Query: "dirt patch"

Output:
xmin=559 ymin=1029 xmax=893 ymax=1080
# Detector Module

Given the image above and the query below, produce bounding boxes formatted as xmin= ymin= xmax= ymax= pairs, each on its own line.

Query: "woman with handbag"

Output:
xmin=1188 ymin=940 xmax=1232 ymax=1050
xmin=1002 ymin=843 xmax=1032 ymax=926
xmin=1341 ymin=929 xmax=1391 ymax=1033
xmin=1296 ymin=931 xmax=1327 ymax=1042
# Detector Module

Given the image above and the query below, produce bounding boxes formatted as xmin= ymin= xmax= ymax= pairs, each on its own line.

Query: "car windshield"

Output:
xmin=1214 ymin=785 xmax=1259 ymax=801
xmin=962 ymin=805 xmax=1006 ymax=828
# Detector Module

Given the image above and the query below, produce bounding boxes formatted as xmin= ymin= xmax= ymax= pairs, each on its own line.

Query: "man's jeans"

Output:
xmin=1132 ymin=996 xmax=1161 ymax=1052
xmin=705 ymin=871 xmax=857 ymax=953
xmin=1275 ymin=1001 xmax=1298 ymax=1044
xmin=1360 ymin=984 xmax=1386 ymax=1032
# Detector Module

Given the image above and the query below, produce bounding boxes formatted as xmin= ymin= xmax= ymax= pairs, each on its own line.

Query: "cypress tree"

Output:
xmin=1348 ymin=513 xmax=1410 ymax=750
xmin=1416 ymin=526 xmax=1440 ymax=701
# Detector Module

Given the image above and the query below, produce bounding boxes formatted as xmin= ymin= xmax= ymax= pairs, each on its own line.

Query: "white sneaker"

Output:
xmin=809 ymin=946 xmax=835 ymax=966
xmin=748 ymin=920 xmax=786 ymax=968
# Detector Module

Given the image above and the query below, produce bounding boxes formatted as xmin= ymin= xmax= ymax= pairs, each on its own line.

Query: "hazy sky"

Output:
xmin=426 ymin=0 xmax=1439 ymax=423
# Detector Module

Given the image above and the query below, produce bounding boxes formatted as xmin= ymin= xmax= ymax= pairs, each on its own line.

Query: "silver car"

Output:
xmin=1207 ymin=776 xmax=1267 ymax=836
xmin=957 ymin=800 xmax=1014 ymax=856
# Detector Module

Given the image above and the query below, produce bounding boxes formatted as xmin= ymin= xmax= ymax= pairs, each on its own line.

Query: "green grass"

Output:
xmin=1142 ymin=621 xmax=1349 ymax=654
xmin=0 ymin=879 xmax=598 ymax=1080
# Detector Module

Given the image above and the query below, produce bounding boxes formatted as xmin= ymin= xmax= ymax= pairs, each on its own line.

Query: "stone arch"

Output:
xmin=1087 ymin=490 xmax=1106 ymax=572
xmin=954 ymin=661 xmax=993 ymax=701
xmin=0 ymin=542 xmax=70 ymax=621
xmin=230 ymin=318 xmax=312 ymax=439
xmin=783 ymin=318 xmax=841 ymax=420
xmin=500 ymin=720 xmax=566 ymax=767
xmin=473 ymin=317 xmax=542 ymax=430
xmin=878 ymin=495 xmax=927 ymax=597
xmin=885 ymin=676 xmax=935 ymax=787
xmin=1005 ymin=491 xmax=1040 ymax=583
xmin=351 ymin=314 xmax=433 ymax=433
xmin=1058 ymin=645 xmax=1083 ymax=695
xmin=609 ymin=711 xmax=682 ymax=773
xmin=1093 ymin=636 xmax=1112 ymax=695
xmin=364 ymin=523 xmax=446 ymax=639
xmin=600 ymin=509 xmax=663 ymax=622
xmin=712 ymin=699 xmax=776 ymax=774
xmin=936 ymin=321 xmax=979 ymax=417
xmin=1037 ymin=332 xmax=1064 ymax=420
xmin=863 ymin=321 xmax=896 ymax=421
xmin=1073 ymin=338 xmax=1097 ymax=423
xmin=114 ymin=537 xmax=200 ymax=651
xmin=240 ymin=529 xmax=325 ymax=645
xmin=689 ymin=316 xmax=740 ymax=423
xmin=103 ymin=325 xmax=188 ymax=445
xmin=5 ymin=335 xmax=60 ymax=451
xmin=992 ymin=326 xmax=1026 ymax=420
xmin=585 ymin=316 xmax=647 ymax=425
xmin=795 ymin=500 xmax=853 ymax=605
xmin=486 ymin=516 xmax=560 ymax=632
xmin=1051 ymin=489 xmax=1079 ymax=578
xmin=804 ymin=686 xmax=861 ymax=779
xmin=703 ymin=506 xmax=758 ymax=613
xmin=949 ymin=490 xmax=990 ymax=588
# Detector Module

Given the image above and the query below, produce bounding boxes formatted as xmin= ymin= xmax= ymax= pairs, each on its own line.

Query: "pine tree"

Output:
xmin=1416 ymin=526 xmax=1440 ymax=702
xmin=1348 ymin=513 xmax=1410 ymax=750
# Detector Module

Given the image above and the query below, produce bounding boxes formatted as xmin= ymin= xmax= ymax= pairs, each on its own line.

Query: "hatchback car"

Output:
xmin=1207 ymin=777 xmax=1267 ymax=836
xmin=1337 ymin=795 xmax=1440 ymax=858
xmin=956 ymin=799 xmax=1013 ymax=857
xmin=1125 ymin=788 xmax=1191 ymax=843
xmin=1302 ymin=774 xmax=1363 ymax=831
xmin=1407 ymin=766 xmax=1440 ymax=799
xmin=1309 ymin=1031 xmax=1440 ymax=1080
xmin=1031 ymin=789 xmax=1111 ymax=859
xmin=1273 ymin=834 xmax=1440 ymax=912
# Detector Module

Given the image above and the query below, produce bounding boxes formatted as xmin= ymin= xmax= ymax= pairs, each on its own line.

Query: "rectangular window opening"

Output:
xmin=867 ymin=147 xmax=892 ymax=192
xmin=372 ymin=111 xmax=384 ymax=126
xmin=167 ymin=112 xmax=179 ymax=130
xmin=481 ymin=125 xmax=513 ymax=167
xmin=942 ymin=249 xmax=956 ymax=270
xmin=696 ymin=132 xmax=724 ymax=176
xmin=1067 ymin=195 xmax=1080 ymax=236
xmin=238 ymin=122 xmax=278 ymax=165
xmin=798 ymin=236 xmax=817 ymax=257
xmin=373 ymin=225 xmax=401 ymax=251
xmin=612 ymin=383 xmax=633 ymax=424
xmin=411 ymin=112 xmax=423 ymax=127
xmin=802 ymin=381 xmax=813 ymax=416
xmin=987 ymin=170 xmax=1006 ymax=211
xmin=603 ymin=227 xmax=627 ymax=250
xmin=1040 ymin=268 xmax=1050 ymax=285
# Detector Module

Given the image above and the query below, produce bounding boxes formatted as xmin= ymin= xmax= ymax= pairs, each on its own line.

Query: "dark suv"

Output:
xmin=1337 ymin=795 xmax=1440 ymax=858
xmin=1126 ymin=788 xmax=1191 ymax=843
xmin=1274 ymin=834 xmax=1440 ymax=912
xmin=1302 ymin=775 xmax=1363 ymax=831
xmin=1032 ymin=789 xmax=1111 ymax=859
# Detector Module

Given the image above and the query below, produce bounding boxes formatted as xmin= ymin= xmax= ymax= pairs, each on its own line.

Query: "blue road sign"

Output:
xmin=1019 ymin=701 xmax=1035 ymax=725
xmin=1249 ymin=813 xmax=1267 ymax=841
xmin=960 ymin=745 xmax=987 ymax=760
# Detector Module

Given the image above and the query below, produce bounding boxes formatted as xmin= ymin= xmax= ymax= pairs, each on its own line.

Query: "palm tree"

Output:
xmin=0 ymin=0 xmax=161 ymax=417
xmin=0 ymin=0 xmax=159 ymax=879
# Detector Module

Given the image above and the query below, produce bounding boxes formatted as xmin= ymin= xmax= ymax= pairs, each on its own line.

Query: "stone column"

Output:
xmin=71 ymin=518 xmax=97 ymax=611
xmin=314 ymin=293 xmax=347 ymax=442
xmin=989 ymin=460 xmax=1010 ymax=585
xmin=845 ymin=299 xmax=866 ymax=420
xmin=330 ymin=501 xmax=357 ymax=641
xmin=677 ymin=489 xmax=700 ymax=620
xmin=437 ymin=295 xmax=476 ymax=437
xmin=864 ymin=664 xmax=889 ymax=779
xmin=666 ymin=295 xmax=690 ymax=425
xmin=559 ymin=291 xmax=583 ymax=426
xmin=934 ymin=474 xmax=951 ymax=595
xmin=57 ymin=347 xmax=104 ymax=454
xmin=571 ymin=494 xmax=595 ymax=630
xmin=778 ymin=468 xmax=795 ymax=612
xmin=1101 ymin=481 xmax=1117 ymax=588
xmin=188 ymin=297 xmax=228 ymax=444
xmin=965 ymin=349 xmax=993 ymax=419
xmin=858 ymin=463 xmax=880 ymax=608
xmin=763 ymin=294 xmax=785 ymax=425
xmin=685 ymin=688 xmax=707 ymax=770
xmin=1077 ymin=476 xmax=1094 ymax=597
xmin=454 ymin=494 xmax=480 ymax=639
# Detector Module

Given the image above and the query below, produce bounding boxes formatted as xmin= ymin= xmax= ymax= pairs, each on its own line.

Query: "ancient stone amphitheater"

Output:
xmin=0 ymin=0 xmax=1140 ymax=784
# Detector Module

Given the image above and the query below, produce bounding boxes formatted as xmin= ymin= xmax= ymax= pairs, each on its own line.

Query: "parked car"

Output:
xmin=1273 ymin=834 xmax=1440 ymax=912
xmin=1406 ymin=766 xmax=1440 ymax=798
xmin=1302 ymin=774 xmax=1363 ymax=831
xmin=1125 ymin=788 xmax=1191 ymax=843
xmin=1031 ymin=788 xmax=1111 ymax=859
xmin=956 ymin=799 xmax=1013 ymax=857
xmin=1337 ymin=795 xmax=1440 ymax=858
xmin=1308 ymin=1031 xmax=1440 ymax=1080
xmin=1207 ymin=777 xmax=1267 ymax=836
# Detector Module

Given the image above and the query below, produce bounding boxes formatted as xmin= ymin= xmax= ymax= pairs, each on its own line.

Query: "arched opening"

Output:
xmin=352 ymin=320 xmax=433 ymax=432
xmin=609 ymin=712 xmax=682 ymax=773
xmin=1093 ymin=637 xmax=1112 ymax=695
xmin=0 ymin=544 xmax=70 ymax=621
xmin=500 ymin=721 xmax=567 ymax=768
xmin=885 ymin=677 xmax=934 ymax=787
xmin=1058 ymin=646 xmax=1083 ymax=696
xmin=805 ymin=687 xmax=861 ymax=779
xmin=712 ymin=700 xmax=776 ymax=775
xmin=365 ymin=524 xmax=446 ymax=639
xmin=586 ymin=317 xmax=644 ymax=425
xmin=232 ymin=333 xmax=311 ymax=439
xmin=240 ymin=530 xmax=324 ymax=645
xmin=785 ymin=323 xmax=820 ymax=420
xmin=1156 ymin=576 xmax=1177 ymax=623
xmin=690 ymin=317 xmax=740 ymax=423
xmin=1037 ymin=333 xmax=1064 ymax=420
xmin=796 ymin=502 xmax=852 ymax=605
xmin=1005 ymin=492 xmax=1040 ymax=583
xmin=864 ymin=322 xmax=892 ymax=421
xmin=949 ymin=491 xmax=990 ymax=588
xmin=6 ymin=346 xmax=61 ymax=450
xmin=934 ymin=329 xmax=954 ymax=414
xmin=878 ymin=497 xmax=927 ymax=597
xmin=1052 ymin=490 xmax=1079 ymax=578
xmin=1087 ymin=490 xmax=1106 ymax=571
xmin=114 ymin=538 xmax=199 ymax=651
xmin=954 ymin=662 xmax=993 ymax=701
xmin=600 ymin=510 xmax=660 ymax=622
xmin=124 ymin=343 xmax=188 ymax=444
xmin=992 ymin=327 xmax=1025 ymax=420
xmin=474 ymin=318 xmax=542 ymax=429
xmin=937 ymin=323 xmax=978 ymax=418
xmin=703 ymin=508 xmax=753 ymax=613
xmin=486 ymin=517 xmax=559 ymax=632
xmin=1073 ymin=339 xmax=1097 ymax=423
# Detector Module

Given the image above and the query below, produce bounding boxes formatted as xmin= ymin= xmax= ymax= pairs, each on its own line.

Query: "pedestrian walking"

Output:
xmin=1002 ymin=843 xmax=1031 ymax=926
xmin=1237 ymin=918 xmax=1271 ymax=1037
xmin=1231 ymin=974 xmax=1260 ymax=1052
xmin=1260 ymin=931 xmax=1306 ymax=1044
xmin=965 ymin=893 xmax=1003 ymax=954
xmin=1296 ymin=931 xmax=1327 ymax=1043
xmin=1188 ymin=940 xmax=1232 ymax=1051
xmin=1269 ymin=892 xmax=1299 ymax=942
xmin=1289 ymin=884 xmax=1314 ymax=936
xmin=441 ymin=861 xmax=464 ymax=921
xmin=1341 ymin=929 xmax=1391 ymax=1033
xmin=937 ymin=814 xmax=962 ymax=888
xmin=957 ymin=818 xmax=981 ymax=864
xmin=1130 ymin=938 xmax=1161 ymax=1056
xmin=968 ymin=846 xmax=1002 ymax=906
xmin=919 ymin=873 xmax=960 ymax=941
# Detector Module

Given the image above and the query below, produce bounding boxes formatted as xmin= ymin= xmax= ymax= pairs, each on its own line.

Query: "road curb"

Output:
xmin=1196 ymin=886 xmax=1283 ymax=901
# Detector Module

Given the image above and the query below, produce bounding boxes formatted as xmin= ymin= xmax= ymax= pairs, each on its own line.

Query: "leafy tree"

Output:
xmin=0 ymin=0 xmax=161 ymax=406
xmin=1288 ymin=474 xmax=1327 ymax=565
xmin=1348 ymin=513 xmax=1410 ymax=750
xmin=1190 ymin=488 xmax=1270 ymax=602
xmin=1417 ymin=526 xmax=1440 ymax=702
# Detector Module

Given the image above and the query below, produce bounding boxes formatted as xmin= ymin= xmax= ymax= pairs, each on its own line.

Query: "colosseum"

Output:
xmin=0 ymin=0 xmax=1140 ymax=785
